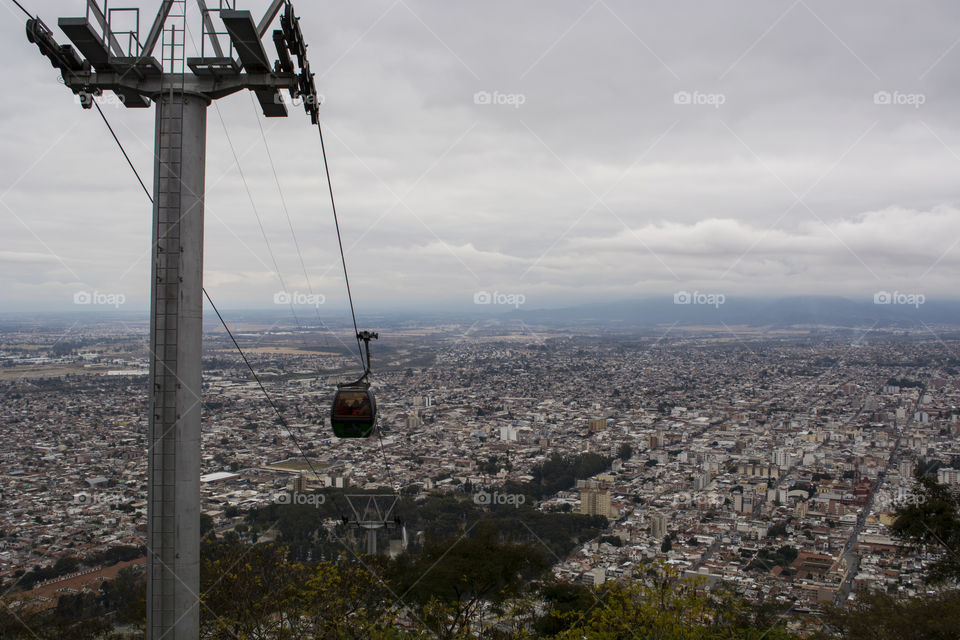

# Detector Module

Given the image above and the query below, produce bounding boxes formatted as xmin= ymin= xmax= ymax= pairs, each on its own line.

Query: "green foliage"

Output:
xmin=824 ymin=589 xmax=960 ymax=640
xmin=747 ymin=546 xmax=797 ymax=572
xmin=0 ymin=604 xmax=112 ymax=640
xmin=388 ymin=524 xmax=549 ymax=638
xmin=503 ymin=452 xmax=613 ymax=501
xmin=599 ymin=535 xmax=623 ymax=548
xmin=0 ymin=567 xmax=144 ymax=639
xmin=535 ymin=581 xmax=596 ymax=636
xmin=892 ymin=472 xmax=960 ymax=583
xmin=52 ymin=557 xmax=79 ymax=575
xmin=201 ymin=539 xmax=393 ymax=639
xmin=885 ymin=377 xmax=924 ymax=389
xmin=478 ymin=455 xmax=504 ymax=475
xmin=544 ymin=562 xmax=799 ymax=640
xmin=200 ymin=513 xmax=214 ymax=537
xmin=98 ymin=566 xmax=145 ymax=625
xmin=3 ymin=543 xmax=811 ymax=639
xmin=82 ymin=544 xmax=144 ymax=567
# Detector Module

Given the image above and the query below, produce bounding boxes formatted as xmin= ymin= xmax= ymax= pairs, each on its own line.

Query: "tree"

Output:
xmin=661 ymin=536 xmax=672 ymax=553
xmin=546 ymin=562 xmax=799 ymax=640
xmin=824 ymin=589 xmax=960 ymax=640
xmin=200 ymin=513 xmax=214 ymax=538
xmin=387 ymin=523 xmax=548 ymax=638
xmin=200 ymin=539 xmax=393 ymax=639
xmin=535 ymin=581 xmax=595 ymax=636
xmin=617 ymin=444 xmax=632 ymax=461
xmin=53 ymin=556 xmax=80 ymax=575
xmin=99 ymin=566 xmax=145 ymax=626
xmin=892 ymin=472 xmax=960 ymax=583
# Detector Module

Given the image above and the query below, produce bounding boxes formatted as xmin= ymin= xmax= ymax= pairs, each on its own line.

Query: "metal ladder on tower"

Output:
xmin=148 ymin=0 xmax=188 ymax=635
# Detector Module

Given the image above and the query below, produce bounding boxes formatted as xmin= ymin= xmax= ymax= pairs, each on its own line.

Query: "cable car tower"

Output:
xmin=343 ymin=494 xmax=404 ymax=556
xmin=24 ymin=1 xmax=321 ymax=638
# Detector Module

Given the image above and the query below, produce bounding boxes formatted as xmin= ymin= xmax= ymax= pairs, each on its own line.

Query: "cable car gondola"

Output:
xmin=331 ymin=331 xmax=378 ymax=438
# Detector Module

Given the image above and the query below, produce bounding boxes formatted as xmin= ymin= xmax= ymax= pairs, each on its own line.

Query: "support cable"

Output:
xmin=9 ymin=0 xmax=31 ymax=19
xmin=245 ymin=92 xmax=345 ymax=360
xmin=248 ymin=93 xmax=314 ymax=306
xmin=93 ymin=101 xmax=153 ymax=202
xmin=317 ymin=122 xmax=365 ymax=367
xmin=210 ymin=101 xmax=304 ymax=328
xmin=84 ymin=93 xmax=326 ymax=482
xmin=22 ymin=0 xmax=398 ymax=514
xmin=204 ymin=287 xmax=324 ymax=480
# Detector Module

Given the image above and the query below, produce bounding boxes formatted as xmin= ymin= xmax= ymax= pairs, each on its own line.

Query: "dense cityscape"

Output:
xmin=2 ymin=314 xmax=959 ymax=636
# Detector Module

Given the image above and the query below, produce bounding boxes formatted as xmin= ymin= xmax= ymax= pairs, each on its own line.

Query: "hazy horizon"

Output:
xmin=3 ymin=1 xmax=960 ymax=314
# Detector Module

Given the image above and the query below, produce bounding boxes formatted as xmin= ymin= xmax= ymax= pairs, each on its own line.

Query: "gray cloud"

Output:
xmin=2 ymin=0 xmax=959 ymax=312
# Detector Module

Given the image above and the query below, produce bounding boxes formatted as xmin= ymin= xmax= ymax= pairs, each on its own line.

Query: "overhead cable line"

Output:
xmin=248 ymin=93 xmax=314 ymax=302
xmin=210 ymin=100 xmax=305 ymax=328
xmin=93 ymin=101 xmax=153 ymax=202
xmin=317 ymin=122 xmax=366 ymax=367
xmin=9 ymin=0 xmax=31 ymax=19
xmin=310 ymin=117 xmax=394 ymax=484
xmin=204 ymin=288 xmax=324 ymax=481
xmin=84 ymin=90 xmax=326 ymax=480
xmin=245 ymin=92 xmax=345 ymax=359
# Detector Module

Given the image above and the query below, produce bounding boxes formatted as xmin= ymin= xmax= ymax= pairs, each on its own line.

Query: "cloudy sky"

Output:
xmin=2 ymin=0 xmax=959 ymax=313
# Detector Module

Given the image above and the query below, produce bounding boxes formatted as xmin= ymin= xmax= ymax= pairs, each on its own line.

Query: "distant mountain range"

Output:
xmin=508 ymin=296 xmax=960 ymax=329
xmin=3 ymin=295 xmax=958 ymax=331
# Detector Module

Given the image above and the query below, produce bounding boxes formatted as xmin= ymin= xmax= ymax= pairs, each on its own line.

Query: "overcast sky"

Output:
xmin=2 ymin=0 xmax=959 ymax=314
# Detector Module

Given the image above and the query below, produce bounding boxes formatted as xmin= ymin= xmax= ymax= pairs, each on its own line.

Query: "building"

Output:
xmin=579 ymin=480 xmax=613 ymax=518
xmin=937 ymin=468 xmax=960 ymax=486
xmin=773 ymin=448 xmax=794 ymax=469
xmin=732 ymin=487 xmax=756 ymax=515
xmin=588 ymin=418 xmax=607 ymax=433
xmin=292 ymin=474 xmax=308 ymax=493
xmin=650 ymin=513 xmax=668 ymax=540
xmin=694 ymin=472 xmax=711 ymax=491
